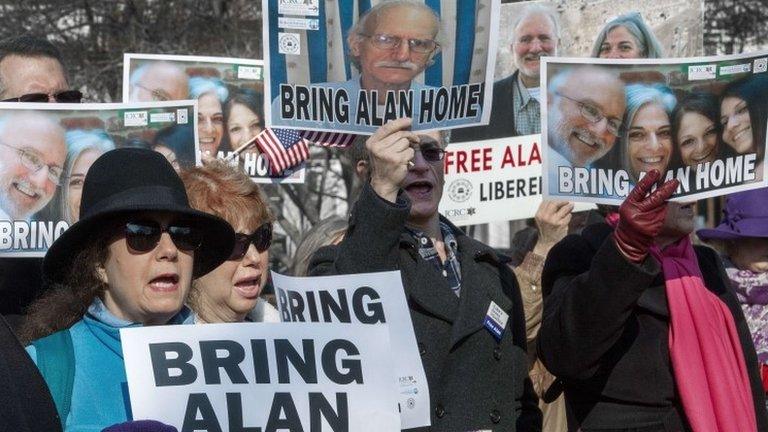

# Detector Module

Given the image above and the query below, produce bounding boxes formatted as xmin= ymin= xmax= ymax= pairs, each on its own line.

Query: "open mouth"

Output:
xmin=234 ymin=276 xmax=262 ymax=299
xmin=572 ymin=129 xmax=601 ymax=149
xmin=12 ymin=180 xmax=39 ymax=200
xmin=149 ymin=274 xmax=179 ymax=292
xmin=405 ymin=181 xmax=433 ymax=200
xmin=689 ymin=150 xmax=713 ymax=163
xmin=733 ymin=126 xmax=751 ymax=142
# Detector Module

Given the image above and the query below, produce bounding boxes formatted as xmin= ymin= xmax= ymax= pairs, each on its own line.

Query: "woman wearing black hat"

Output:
xmin=18 ymin=148 xmax=235 ymax=431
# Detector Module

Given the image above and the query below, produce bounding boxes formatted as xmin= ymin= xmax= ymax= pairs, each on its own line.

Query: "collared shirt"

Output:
xmin=406 ymin=222 xmax=462 ymax=297
xmin=513 ymin=74 xmax=541 ymax=136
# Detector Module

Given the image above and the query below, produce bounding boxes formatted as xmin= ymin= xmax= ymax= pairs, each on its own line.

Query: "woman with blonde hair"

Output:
xmin=181 ymin=160 xmax=279 ymax=323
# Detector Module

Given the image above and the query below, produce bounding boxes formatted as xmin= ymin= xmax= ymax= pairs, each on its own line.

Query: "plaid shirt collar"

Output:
xmin=406 ymin=221 xmax=463 ymax=297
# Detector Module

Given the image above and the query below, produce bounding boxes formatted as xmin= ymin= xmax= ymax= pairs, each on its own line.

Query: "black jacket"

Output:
xmin=310 ymin=184 xmax=542 ymax=431
xmin=0 ymin=314 xmax=61 ymax=432
xmin=539 ymin=223 xmax=768 ymax=431
xmin=451 ymin=71 xmax=521 ymax=143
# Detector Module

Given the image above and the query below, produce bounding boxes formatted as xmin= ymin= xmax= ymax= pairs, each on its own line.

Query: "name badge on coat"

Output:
xmin=483 ymin=301 xmax=509 ymax=342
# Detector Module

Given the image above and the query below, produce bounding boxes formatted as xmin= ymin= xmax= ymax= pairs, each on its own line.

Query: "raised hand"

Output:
xmin=534 ymin=200 xmax=574 ymax=254
xmin=366 ymin=118 xmax=419 ymax=203
xmin=613 ymin=170 xmax=679 ymax=262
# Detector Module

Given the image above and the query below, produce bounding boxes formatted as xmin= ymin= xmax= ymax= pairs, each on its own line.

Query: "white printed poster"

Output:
xmin=0 ymin=100 xmax=196 ymax=257
xmin=272 ymin=270 xmax=431 ymax=430
xmin=122 ymin=322 xmax=400 ymax=432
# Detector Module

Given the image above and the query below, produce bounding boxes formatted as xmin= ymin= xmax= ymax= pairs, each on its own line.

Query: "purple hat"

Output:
xmin=697 ymin=188 xmax=768 ymax=241
xmin=102 ymin=420 xmax=177 ymax=432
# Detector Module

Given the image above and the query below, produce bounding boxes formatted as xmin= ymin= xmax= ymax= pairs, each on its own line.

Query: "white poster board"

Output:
xmin=122 ymin=322 xmax=399 ymax=432
xmin=272 ymin=270 xmax=431 ymax=430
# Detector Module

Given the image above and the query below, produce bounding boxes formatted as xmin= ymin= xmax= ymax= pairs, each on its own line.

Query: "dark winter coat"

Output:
xmin=310 ymin=183 xmax=542 ymax=431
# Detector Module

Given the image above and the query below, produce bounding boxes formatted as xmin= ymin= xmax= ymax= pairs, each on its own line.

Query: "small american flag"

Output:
xmin=300 ymin=130 xmax=356 ymax=148
xmin=254 ymin=128 xmax=310 ymax=175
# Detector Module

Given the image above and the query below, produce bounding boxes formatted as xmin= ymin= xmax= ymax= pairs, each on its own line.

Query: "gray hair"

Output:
xmin=61 ymin=129 xmax=115 ymax=223
xmin=590 ymin=12 xmax=664 ymax=58
xmin=188 ymin=76 xmax=229 ymax=102
xmin=347 ymin=0 xmax=442 ymax=72
xmin=511 ymin=4 xmax=561 ymax=41
xmin=292 ymin=216 xmax=349 ymax=277
xmin=620 ymin=83 xmax=677 ymax=180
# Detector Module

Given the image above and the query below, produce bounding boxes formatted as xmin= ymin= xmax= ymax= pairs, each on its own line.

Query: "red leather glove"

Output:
xmin=613 ymin=170 xmax=679 ymax=263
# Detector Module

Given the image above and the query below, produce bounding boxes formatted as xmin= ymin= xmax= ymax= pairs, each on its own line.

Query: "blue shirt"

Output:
xmin=26 ymin=299 xmax=190 ymax=431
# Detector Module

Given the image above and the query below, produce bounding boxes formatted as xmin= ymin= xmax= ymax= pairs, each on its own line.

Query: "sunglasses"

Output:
xmin=2 ymin=90 xmax=83 ymax=103
xmin=229 ymin=223 xmax=272 ymax=260
xmin=416 ymin=145 xmax=445 ymax=163
xmin=123 ymin=220 xmax=202 ymax=253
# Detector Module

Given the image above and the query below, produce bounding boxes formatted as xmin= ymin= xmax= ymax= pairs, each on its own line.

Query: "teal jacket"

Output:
xmin=26 ymin=299 xmax=190 ymax=432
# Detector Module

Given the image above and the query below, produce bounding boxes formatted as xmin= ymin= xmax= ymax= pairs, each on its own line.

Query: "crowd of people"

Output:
xmin=0 ymin=1 xmax=767 ymax=432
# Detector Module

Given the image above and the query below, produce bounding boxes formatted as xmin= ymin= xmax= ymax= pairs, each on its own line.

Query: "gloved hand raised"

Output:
xmin=613 ymin=170 xmax=679 ymax=263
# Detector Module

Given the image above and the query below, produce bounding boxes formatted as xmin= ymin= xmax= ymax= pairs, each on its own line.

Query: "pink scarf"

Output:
xmin=607 ymin=214 xmax=756 ymax=431
xmin=651 ymin=236 xmax=757 ymax=431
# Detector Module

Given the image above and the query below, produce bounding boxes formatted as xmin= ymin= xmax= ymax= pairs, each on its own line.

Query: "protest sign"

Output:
xmin=453 ymin=0 xmax=704 ymax=144
xmin=542 ymin=51 xmax=768 ymax=205
xmin=440 ymin=136 xmax=543 ymax=224
xmin=0 ymin=100 xmax=195 ymax=257
xmin=262 ymin=0 xmax=500 ymax=134
xmin=439 ymin=136 xmax=594 ymax=224
xmin=123 ymin=53 xmax=305 ymax=183
xmin=272 ymin=270 xmax=430 ymax=430
xmin=122 ymin=322 xmax=400 ymax=432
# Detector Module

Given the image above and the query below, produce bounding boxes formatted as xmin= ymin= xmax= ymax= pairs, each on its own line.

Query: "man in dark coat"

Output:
xmin=538 ymin=172 xmax=768 ymax=431
xmin=310 ymin=118 xmax=541 ymax=431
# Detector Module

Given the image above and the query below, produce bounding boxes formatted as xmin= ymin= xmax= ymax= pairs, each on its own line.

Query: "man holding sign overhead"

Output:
xmin=310 ymin=118 xmax=541 ymax=431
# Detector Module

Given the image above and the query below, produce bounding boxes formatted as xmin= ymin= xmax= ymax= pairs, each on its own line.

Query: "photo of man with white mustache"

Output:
xmin=303 ymin=0 xmax=441 ymax=110
xmin=546 ymin=66 xmax=626 ymax=171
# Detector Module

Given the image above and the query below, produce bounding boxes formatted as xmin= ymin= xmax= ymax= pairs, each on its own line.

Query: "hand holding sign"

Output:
xmin=534 ymin=201 xmax=574 ymax=252
xmin=367 ymin=118 xmax=418 ymax=203
xmin=613 ymin=170 xmax=679 ymax=262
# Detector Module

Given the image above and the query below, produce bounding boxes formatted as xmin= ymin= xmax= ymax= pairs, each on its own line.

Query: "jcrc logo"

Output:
xmin=444 ymin=207 xmax=476 ymax=218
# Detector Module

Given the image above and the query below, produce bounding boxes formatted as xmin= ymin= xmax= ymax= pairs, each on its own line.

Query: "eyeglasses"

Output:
xmin=229 ymin=223 xmax=272 ymax=260
xmin=123 ymin=220 xmax=202 ymax=253
xmin=1 ymin=90 xmax=82 ymax=103
xmin=134 ymin=84 xmax=172 ymax=102
xmin=555 ymin=92 xmax=623 ymax=137
xmin=362 ymin=33 xmax=439 ymax=54
xmin=0 ymin=141 xmax=63 ymax=186
xmin=416 ymin=145 xmax=446 ymax=163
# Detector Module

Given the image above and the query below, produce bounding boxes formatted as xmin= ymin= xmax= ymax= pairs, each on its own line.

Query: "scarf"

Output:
xmin=650 ymin=237 xmax=756 ymax=432
xmin=725 ymin=259 xmax=768 ymax=364
xmin=607 ymin=215 xmax=757 ymax=431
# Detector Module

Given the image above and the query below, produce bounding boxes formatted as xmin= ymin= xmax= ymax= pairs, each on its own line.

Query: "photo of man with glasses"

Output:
xmin=266 ymin=0 xmax=497 ymax=134
xmin=0 ymin=112 xmax=66 ymax=221
xmin=546 ymin=65 xmax=626 ymax=170
xmin=343 ymin=1 xmax=440 ymax=105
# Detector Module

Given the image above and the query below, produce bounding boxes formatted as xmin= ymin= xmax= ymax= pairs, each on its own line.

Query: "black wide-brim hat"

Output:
xmin=43 ymin=148 xmax=235 ymax=284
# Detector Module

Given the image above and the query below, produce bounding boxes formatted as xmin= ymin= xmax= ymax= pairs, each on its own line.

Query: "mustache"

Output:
xmin=373 ymin=60 xmax=420 ymax=71
xmin=522 ymin=52 xmax=548 ymax=62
